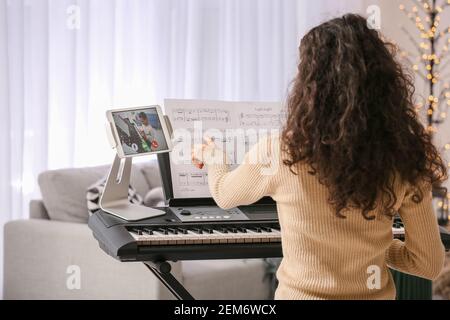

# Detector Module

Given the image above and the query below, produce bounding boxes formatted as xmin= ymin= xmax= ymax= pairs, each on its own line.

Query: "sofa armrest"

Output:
xmin=4 ymin=219 xmax=181 ymax=299
xmin=29 ymin=200 xmax=50 ymax=220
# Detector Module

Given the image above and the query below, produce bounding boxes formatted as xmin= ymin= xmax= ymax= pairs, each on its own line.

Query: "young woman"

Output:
xmin=192 ymin=14 xmax=447 ymax=300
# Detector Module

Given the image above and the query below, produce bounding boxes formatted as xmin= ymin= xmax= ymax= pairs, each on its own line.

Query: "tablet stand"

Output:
xmin=100 ymin=154 xmax=166 ymax=221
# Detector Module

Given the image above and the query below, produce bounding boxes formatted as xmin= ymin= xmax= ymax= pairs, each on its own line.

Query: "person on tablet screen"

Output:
xmin=137 ymin=112 xmax=159 ymax=151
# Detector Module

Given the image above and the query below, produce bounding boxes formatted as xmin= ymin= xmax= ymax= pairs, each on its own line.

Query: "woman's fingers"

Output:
xmin=192 ymin=158 xmax=205 ymax=170
xmin=191 ymin=144 xmax=206 ymax=169
xmin=191 ymin=138 xmax=218 ymax=168
xmin=191 ymin=155 xmax=205 ymax=169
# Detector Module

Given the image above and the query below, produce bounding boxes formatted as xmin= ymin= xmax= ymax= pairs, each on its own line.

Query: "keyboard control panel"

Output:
xmin=170 ymin=206 xmax=249 ymax=222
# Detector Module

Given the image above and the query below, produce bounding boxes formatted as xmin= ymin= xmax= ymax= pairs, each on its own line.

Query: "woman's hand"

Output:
xmin=191 ymin=137 xmax=215 ymax=169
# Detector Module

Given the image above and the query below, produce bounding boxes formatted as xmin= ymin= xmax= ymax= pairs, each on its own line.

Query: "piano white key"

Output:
xmin=241 ymin=229 xmax=256 ymax=244
xmin=130 ymin=231 xmax=141 ymax=241
xmin=183 ymin=230 xmax=198 ymax=244
xmin=245 ymin=229 xmax=263 ymax=243
xmin=186 ymin=230 xmax=205 ymax=244
xmin=218 ymin=229 xmax=242 ymax=244
xmin=212 ymin=230 xmax=230 ymax=244
xmin=193 ymin=230 xmax=211 ymax=244
xmin=170 ymin=231 xmax=187 ymax=245
xmin=392 ymin=227 xmax=405 ymax=236
xmin=134 ymin=231 xmax=161 ymax=245
xmin=227 ymin=229 xmax=249 ymax=243
xmin=268 ymin=228 xmax=282 ymax=243
xmin=225 ymin=230 xmax=239 ymax=244
xmin=254 ymin=230 xmax=277 ymax=243
xmin=152 ymin=231 xmax=170 ymax=245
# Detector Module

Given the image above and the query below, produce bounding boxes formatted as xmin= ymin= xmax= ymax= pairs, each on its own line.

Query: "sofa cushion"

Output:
xmin=140 ymin=162 xmax=163 ymax=190
xmin=38 ymin=165 xmax=149 ymax=223
xmin=143 ymin=187 xmax=165 ymax=207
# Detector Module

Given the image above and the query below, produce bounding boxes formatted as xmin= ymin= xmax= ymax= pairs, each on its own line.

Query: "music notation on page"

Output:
xmin=165 ymin=99 xmax=283 ymax=199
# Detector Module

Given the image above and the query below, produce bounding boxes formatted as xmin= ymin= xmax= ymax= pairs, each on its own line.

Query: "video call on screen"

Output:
xmin=112 ymin=108 xmax=169 ymax=155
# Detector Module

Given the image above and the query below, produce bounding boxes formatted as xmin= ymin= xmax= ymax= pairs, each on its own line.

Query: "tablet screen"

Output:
xmin=111 ymin=107 xmax=169 ymax=156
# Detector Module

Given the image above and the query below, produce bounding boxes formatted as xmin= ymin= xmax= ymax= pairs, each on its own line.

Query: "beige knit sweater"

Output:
xmin=197 ymin=135 xmax=445 ymax=300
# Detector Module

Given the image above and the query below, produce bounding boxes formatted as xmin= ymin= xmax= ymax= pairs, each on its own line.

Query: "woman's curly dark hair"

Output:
xmin=282 ymin=14 xmax=447 ymax=220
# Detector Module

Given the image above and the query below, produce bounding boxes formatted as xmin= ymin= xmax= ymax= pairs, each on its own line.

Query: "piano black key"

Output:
xmin=177 ymin=228 xmax=188 ymax=235
xmin=156 ymin=228 xmax=169 ymax=235
xmin=132 ymin=228 xmax=143 ymax=235
xmin=246 ymin=229 xmax=263 ymax=243
xmin=167 ymin=228 xmax=178 ymax=234
xmin=248 ymin=227 xmax=262 ymax=233
xmin=212 ymin=230 xmax=229 ymax=244
xmin=191 ymin=228 xmax=203 ymax=234
xmin=143 ymin=228 xmax=154 ymax=235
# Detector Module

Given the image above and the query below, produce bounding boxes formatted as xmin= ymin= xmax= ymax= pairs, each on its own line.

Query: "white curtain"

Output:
xmin=0 ymin=0 xmax=364 ymax=296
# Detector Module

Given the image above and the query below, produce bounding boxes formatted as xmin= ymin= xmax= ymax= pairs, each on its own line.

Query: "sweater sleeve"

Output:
xmin=203 ymin=136 xmax=279 ymax=210
xmin=386 ymin=181 xmax=445 ymax=280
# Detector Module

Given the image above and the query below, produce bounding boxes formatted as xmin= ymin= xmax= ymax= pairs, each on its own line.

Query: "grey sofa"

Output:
xmin=3 ymin=160 xmax=271 ymax=299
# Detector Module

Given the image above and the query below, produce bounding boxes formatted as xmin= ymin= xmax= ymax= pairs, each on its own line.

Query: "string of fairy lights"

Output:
xmin=399 ymin=0 xmax=450 ymax=221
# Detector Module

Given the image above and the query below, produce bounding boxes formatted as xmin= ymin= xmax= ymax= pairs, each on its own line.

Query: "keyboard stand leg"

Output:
xmin=144 ymin=261 xmax=195 ymax=300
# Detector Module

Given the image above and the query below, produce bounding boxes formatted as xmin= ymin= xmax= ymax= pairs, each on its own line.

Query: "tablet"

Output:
xmin=106 ymin=105 xmax=173 ymax=158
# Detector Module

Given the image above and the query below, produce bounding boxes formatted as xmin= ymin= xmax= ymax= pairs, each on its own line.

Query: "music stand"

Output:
xmin=100 ymin=114 xmax=173 ymax=222
xmin=99 ymin=155 xmax=166 ymax=221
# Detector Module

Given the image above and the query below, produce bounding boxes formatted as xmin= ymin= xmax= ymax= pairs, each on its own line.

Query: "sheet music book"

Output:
xmin=165 ymin=99 xmax=284 ymax=199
